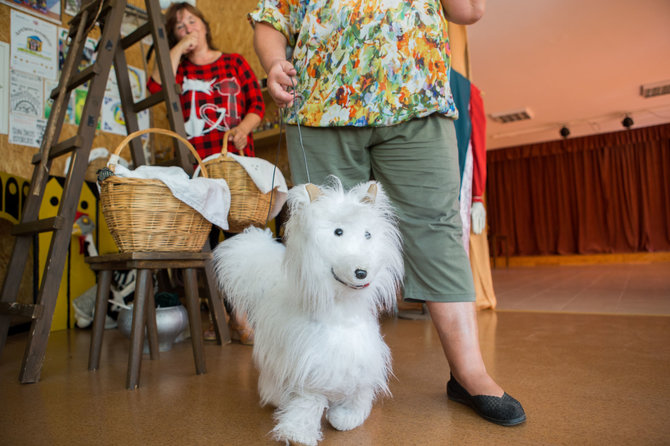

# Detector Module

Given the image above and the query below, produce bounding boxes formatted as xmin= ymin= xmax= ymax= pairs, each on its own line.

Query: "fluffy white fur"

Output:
xmin=214 ymin=178 xmax=403 ymax=445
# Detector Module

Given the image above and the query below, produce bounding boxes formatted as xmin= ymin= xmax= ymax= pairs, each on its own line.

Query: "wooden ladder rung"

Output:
xmin=0 ymin=303 xmax=44 ymax=320
xmin=68 ymin=65 xmax=101 ymax=92
xmin=135 ymin=91 xmax=166 ymax=113
xmin=11 ymin=216 xmax=65 ymax=236
xmin=49 ymin=65 xmax=100 ymax=101
xmin=120 ymin=22 xmax=152 ymax=49
xmin=32 ymin=136 xmax=82 ymax=164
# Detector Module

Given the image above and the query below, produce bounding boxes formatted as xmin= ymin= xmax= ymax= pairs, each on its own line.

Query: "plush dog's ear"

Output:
xmin=361 ymin=183 xmax=377 ymax=204
xmin=305 ymin=183 xmax=324 ymax=202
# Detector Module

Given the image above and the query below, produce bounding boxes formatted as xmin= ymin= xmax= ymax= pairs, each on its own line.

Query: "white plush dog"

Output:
xmin=214 ymin=178 xmax=403 ymax=445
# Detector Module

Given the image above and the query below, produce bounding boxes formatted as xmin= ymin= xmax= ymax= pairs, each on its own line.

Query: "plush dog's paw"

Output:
xmin=326 ymin=404 xmax=369 ymax=432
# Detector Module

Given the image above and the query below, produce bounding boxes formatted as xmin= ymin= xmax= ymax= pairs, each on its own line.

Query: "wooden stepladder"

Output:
xmin=0 ymin=0 xmax=210 ymax=383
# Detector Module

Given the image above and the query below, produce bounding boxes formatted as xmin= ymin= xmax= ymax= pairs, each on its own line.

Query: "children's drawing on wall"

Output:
xmin=1 ymin=0 xmax=62 ymax=24
xmin=10 ymin=9 xmax=58 ymax=80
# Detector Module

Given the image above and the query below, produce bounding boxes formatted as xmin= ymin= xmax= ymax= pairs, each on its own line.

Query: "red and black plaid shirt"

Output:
xmin=148 ymin=53 xmax=265 ymax=158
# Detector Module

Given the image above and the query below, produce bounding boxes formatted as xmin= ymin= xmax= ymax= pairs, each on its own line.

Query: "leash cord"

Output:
xmin=264 ymin=72 xmax=309 ymax=226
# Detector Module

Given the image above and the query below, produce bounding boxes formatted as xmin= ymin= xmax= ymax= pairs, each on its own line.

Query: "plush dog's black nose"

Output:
xmin=355 ymin=269 xmax=367 ymax=280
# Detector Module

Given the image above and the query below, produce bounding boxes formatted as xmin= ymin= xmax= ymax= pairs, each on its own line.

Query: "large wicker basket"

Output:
xmin=100 ymin=128 xmax=212 ymax=252
xmin=202 ymin=131 xmax=272 ymax=233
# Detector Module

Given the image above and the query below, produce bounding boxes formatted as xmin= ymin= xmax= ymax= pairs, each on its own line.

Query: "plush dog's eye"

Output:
xmin=334 ymin=228 xmax=343 ymax=236
xmin=365 ymin=231 xmax=371 ymax=239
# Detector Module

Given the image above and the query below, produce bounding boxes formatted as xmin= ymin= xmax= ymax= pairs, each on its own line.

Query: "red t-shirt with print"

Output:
xmin=148 ymin=53 xmax=265 ymax=158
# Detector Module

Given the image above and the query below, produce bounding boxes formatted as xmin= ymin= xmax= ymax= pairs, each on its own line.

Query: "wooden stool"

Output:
xmin=86 ymin=252 xmax=230 ymax=389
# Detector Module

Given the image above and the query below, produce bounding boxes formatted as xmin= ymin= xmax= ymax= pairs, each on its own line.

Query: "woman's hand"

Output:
xmin=229 ymin=125 xmax=250 ymax=151
xmin=176 ymin=31 xmax=200 ymax=57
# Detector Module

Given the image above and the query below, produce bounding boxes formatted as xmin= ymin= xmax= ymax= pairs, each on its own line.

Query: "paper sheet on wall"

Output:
xmin=106 ymin=65 xmax=147 ymax=101
xmin=9 ymin=113 xmax=47 ymax=148
xmin=101 ymin=96 xmax=150 ymax=135
xmin=0 ymin=42 xmax=9 ymax=134
xmin=10 ymin=70 xmax=43 ymax=117
xmin=10 ymin=10 xmax=58 ymax=80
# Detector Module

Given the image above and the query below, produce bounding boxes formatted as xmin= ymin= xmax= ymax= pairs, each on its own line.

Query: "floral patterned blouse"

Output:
xmin=249 ymin=0 xmax=458 ymax=127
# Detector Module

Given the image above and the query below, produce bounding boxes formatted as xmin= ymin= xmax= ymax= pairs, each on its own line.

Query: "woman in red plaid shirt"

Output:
xmin=148 ymin=2 xmax=265 ymax=159
xmin=148 ymin=2 xmax=264 ymax=344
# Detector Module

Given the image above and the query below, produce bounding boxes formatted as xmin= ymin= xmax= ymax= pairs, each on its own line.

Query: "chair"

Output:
xmin=86 ymin=251 xmax=230 ymax=389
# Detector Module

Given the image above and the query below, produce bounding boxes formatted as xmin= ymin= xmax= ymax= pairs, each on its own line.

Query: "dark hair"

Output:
xmin=164 ymin=2 xmax=216 ymax=51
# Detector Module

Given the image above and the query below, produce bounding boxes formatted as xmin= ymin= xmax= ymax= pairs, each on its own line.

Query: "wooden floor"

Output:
xmin=1 ymin=261 xmax=669 ymax=445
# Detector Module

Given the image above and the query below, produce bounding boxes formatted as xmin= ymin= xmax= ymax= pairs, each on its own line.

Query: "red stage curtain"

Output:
xmin=486 ymin=123 xmax=670 ymax=256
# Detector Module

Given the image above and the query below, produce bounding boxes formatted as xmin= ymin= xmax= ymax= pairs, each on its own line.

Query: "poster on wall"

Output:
xmin=10 ymin=9 xmax=58 ymax=80
xmin=1 ymin=0 xmax=61 ymax=24
xmin=0 ymin=42 xmax=9 ymax=134
xmin=102 ymin=65 xmax=149 ymax=134
xmin=10 ymin=69 xmax=43 ymax=117
xmin=9 ymin=113 xmax=47 ymax=148
xmin=8 ymin=69 xmax=46 ymax=148
xmin=101 ymin=96 xmax=150 ymax=135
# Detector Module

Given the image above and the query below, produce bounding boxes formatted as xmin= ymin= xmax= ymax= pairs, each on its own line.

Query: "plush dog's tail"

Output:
xmin=212 ymin=227 xmax=284 ymax=324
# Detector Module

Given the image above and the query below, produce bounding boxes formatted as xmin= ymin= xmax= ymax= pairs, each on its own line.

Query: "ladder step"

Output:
xmin=11 ymin=216 xmax=65 ymax=236
xmin=32 ymin=136 xmax=82 ymax=164
xmin=0 ymin=302 xmax=44 ymax=320
xmin=50 ymin=65 xmax=100 ymax=100
xmin=120 ymin=22 xmax=152 ymax=49
xmin=67 ymin=65 xmax=101 ymax=93
xmin=135 ymin=91 xmax=167 ymax=113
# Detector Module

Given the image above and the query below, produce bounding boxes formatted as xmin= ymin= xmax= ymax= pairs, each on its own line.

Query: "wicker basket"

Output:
xmin=100 ymin=128 xmax=212 ymax=252
xmin=202 ymin=131 xmax=272 ymax=233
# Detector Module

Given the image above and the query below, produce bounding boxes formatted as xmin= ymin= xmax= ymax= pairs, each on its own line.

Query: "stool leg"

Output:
xmin=145 ymin=275 xmax=159 ymax=360
xmin=127 ymin=269 xmax=151 ymax=390
xmin=203 ymin=259 xmax=231 ymax=344
xmin=183 ymin=268 xmax=206 ymax=374
xmin=88 ymin=269 xmax=112 ymax=371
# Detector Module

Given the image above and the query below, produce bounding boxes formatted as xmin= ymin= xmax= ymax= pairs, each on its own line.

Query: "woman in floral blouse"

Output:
xmin=251 ymin=0 xmax=526 ymax=428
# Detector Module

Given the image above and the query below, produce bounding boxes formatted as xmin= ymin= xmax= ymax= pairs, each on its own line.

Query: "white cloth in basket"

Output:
xmin=112 ymin=164 xmax=232 ymax=230
xmin=195 ymin=153 xmax=288 ymax=219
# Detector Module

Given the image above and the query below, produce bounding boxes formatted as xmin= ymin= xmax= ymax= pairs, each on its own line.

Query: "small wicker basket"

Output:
xmin=100 ymin=128 xmax=211 ymax=252
xmin=202 ymin=131 xmax=272 ymax=233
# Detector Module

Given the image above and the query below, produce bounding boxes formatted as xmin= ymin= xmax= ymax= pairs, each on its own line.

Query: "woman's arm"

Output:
xmin=440 ymin=0 xmax=485 ymax=25
xmin=150 ymin=32 xmax=199 ymax=85
xmin=229 ymin=112 xmax=262 ymax=150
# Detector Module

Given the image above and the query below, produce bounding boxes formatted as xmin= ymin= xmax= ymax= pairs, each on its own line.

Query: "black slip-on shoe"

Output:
xmin=446 ymin=374 xmax=526 ymax=426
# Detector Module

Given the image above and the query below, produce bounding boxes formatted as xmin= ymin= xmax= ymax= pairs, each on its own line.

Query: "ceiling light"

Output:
xmin=622 ymin=115 xmax=634 ymax=129
xmin=559 ymin=126 xmax=570 ymax=138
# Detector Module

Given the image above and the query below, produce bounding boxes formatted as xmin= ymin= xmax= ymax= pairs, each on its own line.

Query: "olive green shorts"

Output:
xmin=285 ymin=114 xmax=475 ymax=303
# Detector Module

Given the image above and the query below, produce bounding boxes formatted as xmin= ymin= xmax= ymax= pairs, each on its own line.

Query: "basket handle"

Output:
xmin=221 ymin=130 xmax=245 ymax=157
xmin=109 ymin=128 xmax=208 ymax=178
